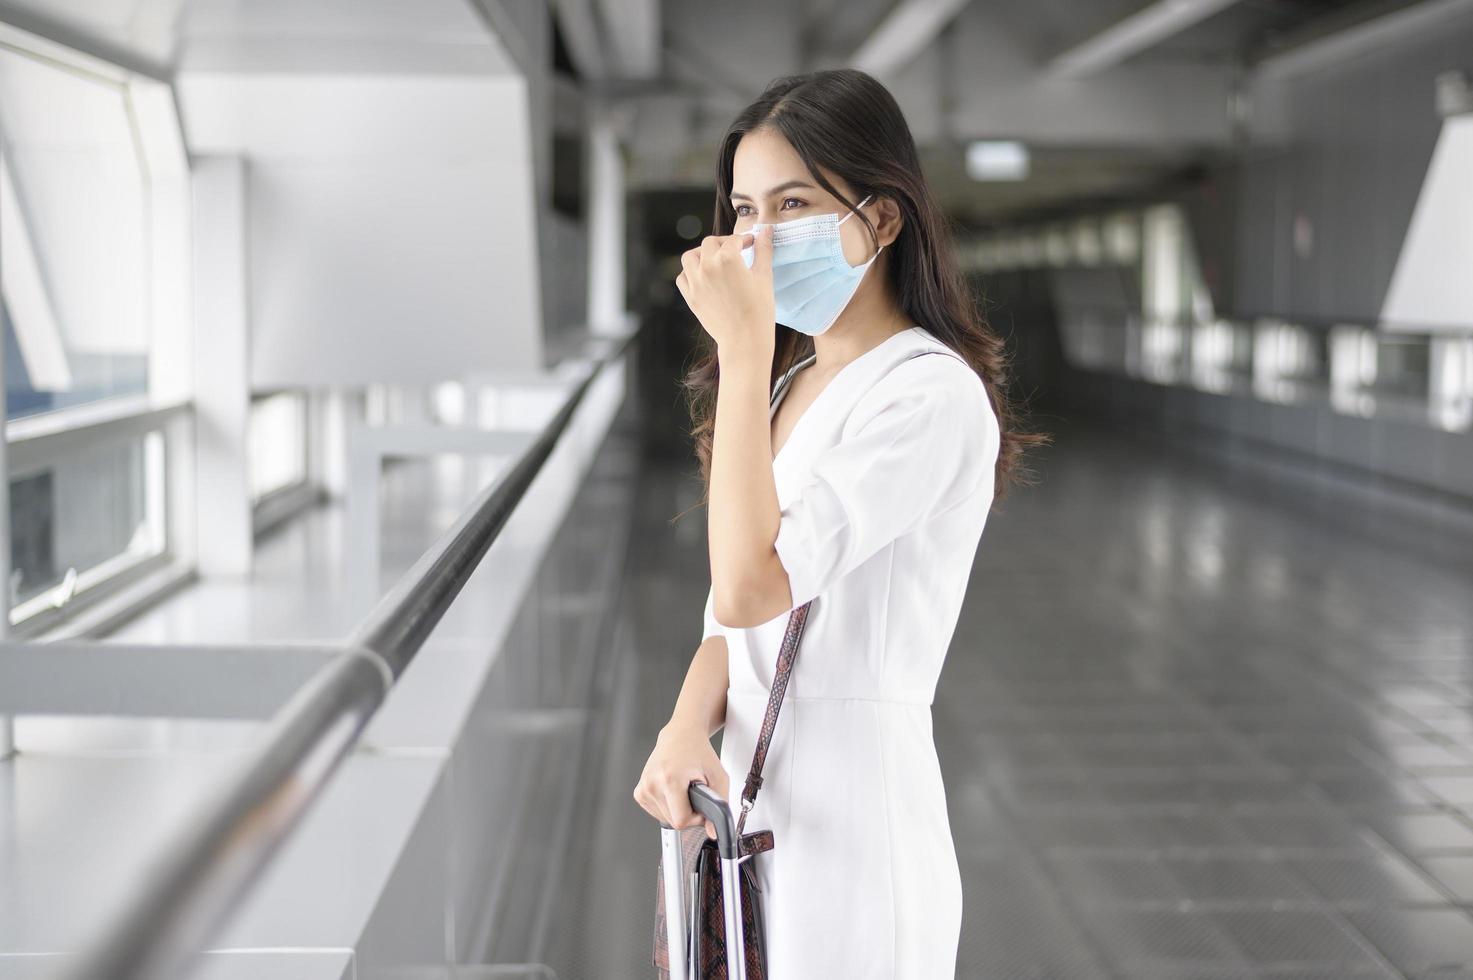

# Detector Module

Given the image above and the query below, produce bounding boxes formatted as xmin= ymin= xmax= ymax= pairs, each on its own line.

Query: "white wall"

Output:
xmin=1381 ymin=114 xmax=1473 ymax=332
xmin=176 ymin=46 xmax=545 ymax=387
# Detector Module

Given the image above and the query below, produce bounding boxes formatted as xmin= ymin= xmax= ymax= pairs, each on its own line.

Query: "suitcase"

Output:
xmin=654 ymin=781 xmax=770 ymax=980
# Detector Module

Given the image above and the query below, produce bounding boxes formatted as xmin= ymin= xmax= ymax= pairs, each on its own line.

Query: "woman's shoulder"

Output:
xmin=857 ymin=331 xmax=995 ymax=432
xmin=839 ymin=329 xmax=1000 ymax=500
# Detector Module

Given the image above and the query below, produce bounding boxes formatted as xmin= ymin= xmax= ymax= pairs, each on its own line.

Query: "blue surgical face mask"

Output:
xmin=740 ymin=194 xmax=882 ymax=337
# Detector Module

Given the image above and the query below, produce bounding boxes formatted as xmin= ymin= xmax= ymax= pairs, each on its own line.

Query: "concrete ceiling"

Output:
xmin=0 ymin=0 xmax=518 ymax=75
xmin=0 ymin=0 xmax=1436 ymax=223
xmin=593 ymin=0 xmax=1433 ymax=221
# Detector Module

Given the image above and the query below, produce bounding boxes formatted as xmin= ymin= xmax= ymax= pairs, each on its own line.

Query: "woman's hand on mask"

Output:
xmin=675 ymin=225 xmax=774 ymax=352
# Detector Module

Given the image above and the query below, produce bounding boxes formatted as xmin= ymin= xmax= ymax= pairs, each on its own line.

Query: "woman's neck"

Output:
xmin=809 ymin=276 xmax=909 ymax=374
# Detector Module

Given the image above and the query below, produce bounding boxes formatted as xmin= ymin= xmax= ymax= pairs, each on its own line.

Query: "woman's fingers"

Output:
xmin=662 ymin=773 xmax=699 ymax=832
xmin=680 ymin=246 xmax=702 ymax=276
xmin=634 ymin=780 xmax=667 ymax=826
xmin=639 ymin=776 xmax=711 ymax=837
xmin=748 ymin=223 xmax=772 ymax=274
xmin=705 ymin=764 xmax=730 ymax=807
xmin=661 ymin=783 xmax=687 ymax=829
xmin=634 ymin=742 xmax=729 ymax=841
xmin=677 ymin=248 xmax=703 ymax=312
xmin=688 ymin=780 xmax=718 ymax=841
xmin=701 ymin=767 xmax=730 ymax=840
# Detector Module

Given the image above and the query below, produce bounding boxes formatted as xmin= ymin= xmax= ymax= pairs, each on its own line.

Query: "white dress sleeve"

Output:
xmin=772 ymin=354 xmax=998 ymax=610
xmin=701 ymin=583 xmax=724 ymax=641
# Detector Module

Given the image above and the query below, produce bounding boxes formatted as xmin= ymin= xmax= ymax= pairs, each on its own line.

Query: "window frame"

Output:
xmin=249 ymin=389 xmax=321 ymax=538
xmin=4 ymin=396 xmax=191 ymax=636
xmin=0 ymin=23 xmax=195 ymax=638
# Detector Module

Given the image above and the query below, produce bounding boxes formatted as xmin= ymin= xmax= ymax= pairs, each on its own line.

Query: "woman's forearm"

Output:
xmin=663 ymin=636 xmax=730 ymax=740
xmin=709 ymin=343 xmax=784 ymax=623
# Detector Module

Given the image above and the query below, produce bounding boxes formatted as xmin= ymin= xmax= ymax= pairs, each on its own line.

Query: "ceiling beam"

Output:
xmin=851 ymin=0 xmax=973 ymax=77
xmin=550 ymin=0 xmax=609 ymax=80
xmin=1249 ymin=0 xmax=1467 ymax=76
xmin=0 ymin=0 xmax=173 ymax=81
xmin=1048 ymin=0 xmax=1242 ymax=79
xmin=595 ymin=0 xmax=660 ymax=78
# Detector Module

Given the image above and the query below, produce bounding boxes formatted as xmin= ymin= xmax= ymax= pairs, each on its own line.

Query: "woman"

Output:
xmin=634 ymin=68 xmax=1045 ymax=978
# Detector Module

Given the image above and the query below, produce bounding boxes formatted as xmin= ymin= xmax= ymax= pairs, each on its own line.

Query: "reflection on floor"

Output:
xmin=549 ymin=415 xmax=1473 ymax=980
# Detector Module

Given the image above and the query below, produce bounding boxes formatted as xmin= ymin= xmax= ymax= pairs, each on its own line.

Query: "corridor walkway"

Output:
xmin=553 ymin=415 xmax=1473 ymax=979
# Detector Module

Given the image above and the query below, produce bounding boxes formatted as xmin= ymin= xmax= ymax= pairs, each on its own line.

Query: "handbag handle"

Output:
xmin=736 ymin=598 xmax=813 ymax=836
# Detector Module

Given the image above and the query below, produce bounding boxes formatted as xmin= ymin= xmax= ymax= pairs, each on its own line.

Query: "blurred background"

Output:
xmin=1 ymin=1 xmax=1473 ymax=978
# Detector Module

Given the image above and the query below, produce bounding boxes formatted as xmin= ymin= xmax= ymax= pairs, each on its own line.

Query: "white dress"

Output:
xmin=701 ymin=324 xmax=1000 ymax=980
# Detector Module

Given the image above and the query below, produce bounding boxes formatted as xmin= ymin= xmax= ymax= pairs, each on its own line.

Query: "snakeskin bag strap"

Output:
xmin=736 ymin=597 xmax=814 ymax=836
xmin=651 ymin=600 xmax=813 ymax=980
xmin=732 ymin=356 xmax=821 ymax=835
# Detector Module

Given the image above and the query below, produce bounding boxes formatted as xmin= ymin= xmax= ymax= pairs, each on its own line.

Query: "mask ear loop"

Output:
xmin=837 ymin=194 xmax=883 ymax=266
xmin=835 ymin=194 xmax=874 ymax=228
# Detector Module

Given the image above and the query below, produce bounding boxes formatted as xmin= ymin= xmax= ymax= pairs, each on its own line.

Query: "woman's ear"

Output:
xmin=876 ymin=195 xmax=903 ymax=248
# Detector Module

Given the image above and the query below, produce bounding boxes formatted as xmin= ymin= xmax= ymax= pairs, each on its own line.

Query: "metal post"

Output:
xmin=658 ymin=828 xmax=690 ymax=980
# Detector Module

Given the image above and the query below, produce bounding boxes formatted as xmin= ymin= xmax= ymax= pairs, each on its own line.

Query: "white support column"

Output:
xmin=344 ymin=406 xmax=381 ymax=618
xmin=0 ymin=520 xmax=9 ymax=760
xmin=192 ymin=156 xmax=254 ymax=576
xmin=587 ymin=107 xmax=628 ymax=336
xmin=311 ymin=387 xmax=356 ymax=501
xmin=0 ymin=216 xmax=11 ymax=760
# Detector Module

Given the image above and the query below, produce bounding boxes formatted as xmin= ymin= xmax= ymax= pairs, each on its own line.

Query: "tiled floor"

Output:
xmin=549 ymin=414 xmax=1473 ymax=979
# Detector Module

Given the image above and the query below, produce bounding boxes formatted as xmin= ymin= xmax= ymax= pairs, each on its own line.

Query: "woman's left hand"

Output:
xmin=675 ymin=226 xmax=774 ymax=351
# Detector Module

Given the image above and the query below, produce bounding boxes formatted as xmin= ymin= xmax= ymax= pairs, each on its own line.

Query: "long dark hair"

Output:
xmin=681 ymin=68 xmax=1047 ymax=513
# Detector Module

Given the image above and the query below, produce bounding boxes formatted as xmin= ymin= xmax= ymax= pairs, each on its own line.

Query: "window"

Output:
xmin=967 ymin=199 xmax=1472 ymax=440
xmin=1189 ymin=319 xmax=1252 ymax=395
xmin=249 ymin=392 xmax=309 ymax=503
xmin=1138 ymin=317 xmax=1187 ymax=384
xmin=1 ymin=26 xmax=190 ymax=634
xmin=7 ymin=418 xmax=168 ymax=628
xmin=1072 ymin=219 xmax=1103 ymax=266
xmin=1103 ymin=212 xmax=1139 ymax=265
xmin=1430 ymin=337 xmax=1473 ymax=432
xmin=0 ymin=44 xmax=149 ymax=420
xmin=1141 ymin=204 xmax=1191 ymax=326
xmin=1253 ymin=320 xmax=1326 ymax=404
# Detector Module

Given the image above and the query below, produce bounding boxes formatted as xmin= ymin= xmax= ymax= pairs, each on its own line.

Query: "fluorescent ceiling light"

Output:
xmin=966 ymin=141 xmax=1029 ymax=181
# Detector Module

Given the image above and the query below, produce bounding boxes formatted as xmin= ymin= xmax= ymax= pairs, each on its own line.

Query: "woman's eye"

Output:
xmin=734 ymin=204 xmax=753 ymax=217
xmin=781 ymin=198 xmax=805 ymax=210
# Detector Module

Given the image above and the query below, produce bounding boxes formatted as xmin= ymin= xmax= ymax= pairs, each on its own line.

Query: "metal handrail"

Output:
xmin=52 ymin=326 xmax=639 ymax=980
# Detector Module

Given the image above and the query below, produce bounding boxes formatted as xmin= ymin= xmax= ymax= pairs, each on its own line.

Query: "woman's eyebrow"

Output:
xmin=730 ymin=180 xmax=817 ymax=202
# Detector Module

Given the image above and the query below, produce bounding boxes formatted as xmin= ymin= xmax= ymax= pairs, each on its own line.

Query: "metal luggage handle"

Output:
xmin=655 ymin=781 xmax=737 ymax=854
xmin=688 ymin=781 xmax=740 ymax=857
xmin=657 ymin=780 xmax=748 ymax=980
